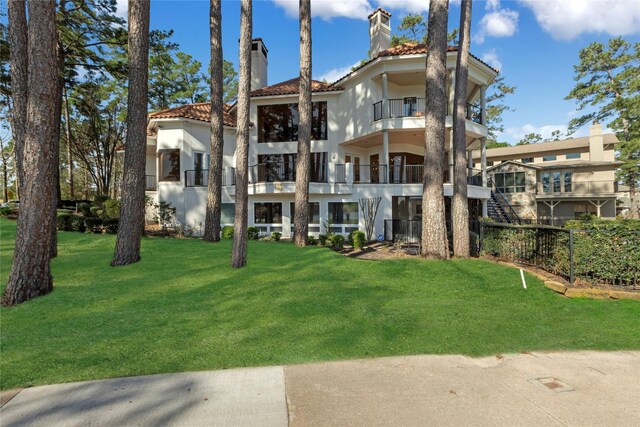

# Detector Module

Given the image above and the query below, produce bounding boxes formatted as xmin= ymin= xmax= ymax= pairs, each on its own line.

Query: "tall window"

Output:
xmin=494 ymin=172 xmax=525 ymax=193
xmin=193 ymin=151 xmax=209 ymax=186
xmin=221 ymin=203 xmax=235 ymax=224
xmin=159 ymin=149 xmax=180 ymax=182
xmin=258 ymin=102 xmax=327 ymax=142
xmin=254 ymin=203 xmax=282 ymax=224
xmin=290 ymin=202 xmax=320 ymax=224
xmin=328 ymin=202 xmax=358 ymax=224
xmin=563 ymin=171 xmax=572 ymax=192
xmin=255 ymin=152 xmax=327 ymax=182
xmin=542 ymin=171 xmax=570 ymax=193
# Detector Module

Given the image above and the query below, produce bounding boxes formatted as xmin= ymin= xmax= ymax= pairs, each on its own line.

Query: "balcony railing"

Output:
xmin=184 ymin=168 xmax=236 ymax=187
xmin=354 ymin=164 xmax=388 ymax=184
xmin=335 ymin=164 xmax=346 ymax=183
xmin=249 ymin=162 xmax=328 ymax=184
xmin=145 ymin=175 xmax=156 ymax=191
xmin=372 ymin=98 xmax=483 ymax=124
xmin=389 ymin=164 xmax=423 ymax=184
xmin=537 ymin=180 xmax=618 ymax=195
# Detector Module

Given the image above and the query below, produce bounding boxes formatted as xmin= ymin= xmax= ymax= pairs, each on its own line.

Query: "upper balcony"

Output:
xmin=372 ymin=98 xmax=483 ymax=125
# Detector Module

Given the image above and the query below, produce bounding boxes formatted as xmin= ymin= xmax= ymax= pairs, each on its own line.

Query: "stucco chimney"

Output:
xmin=251 ymin=38 xmax=268 ymax=91
xmin=368 ymin=8 xmax=391 ymax=58
xmin=588 ymin=122 xmax=604 ymax=161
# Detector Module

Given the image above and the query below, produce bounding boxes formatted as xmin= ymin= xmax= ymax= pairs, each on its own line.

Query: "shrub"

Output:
xmin=78 ymin=203 xmax=91 ymax=217
xmin=248 ymin=226 xmax=260 ymax=240
xmin=89 ymin=206 xmax=101 ymax=217
xmin=352 ymin=230 xmax=366 ymax=249
xmin=69 ymin=215 xmax=86 ymax=232
xmin=103 ymin=218 xmax=119 ymax=234
xmin=307 ymin=235 xmax=318 ymax=245
xmin=0 ymin=207 xmax=14 ymax=216
xmin=331 ymin=234 xmax=345 ymax=251
xmin=318 ymin=234 xmax=328 ymax=246
xmin=104 ymin=199 xmax=121 ymax=218
xmin=271 ymin=231 xmax=281 ymax=241
xmin=221 ymin=226 xmax=234 ymax=239
xmin=155 ymin=200 xmax=176 ymax=231
xmin=84 ymin=217 xmax=103 ymax=233
xmin=56 ymin=214 xmax=73 ymax=231
xmin=346 ymin=230 xmax=355 ymax=246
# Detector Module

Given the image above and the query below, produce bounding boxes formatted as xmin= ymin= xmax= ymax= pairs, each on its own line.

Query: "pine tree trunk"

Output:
xmin=63 ymin=87 xmax=75 ymax=199
xmin=294 ymin=0 xmax=312 ymax=247
xmin=452 ymin=0 xmax=471 ymax=257
xmin=7 ymin=0 xmax=27 ymax=192
xmin=50 ymin=41 xmax=64 ymax=259
xmin=231 ymin=0 xmax=252 ymax=268
xmin=112 ymin=0 xmax=150 ymax=266
xmin=630 ymin=185 xmax=639 ymax=219
xmin=3 ymin=0 xmax=59 ymax=306
xmin=421 ymin=0 xmax=450 ymax=259
xmin=204 ymin=0 xmax=224 ymax=242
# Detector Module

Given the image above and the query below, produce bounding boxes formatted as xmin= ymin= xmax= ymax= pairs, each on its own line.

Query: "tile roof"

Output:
xmin=368 ymin=7 xmax=391 ymax=19
xmin=249 ymin=77 xmax=343 ymax=97
xmin=331 ymin=43 xmax=499 ymax=85
xmin=149 ymin=103 xmax=236 ymax=126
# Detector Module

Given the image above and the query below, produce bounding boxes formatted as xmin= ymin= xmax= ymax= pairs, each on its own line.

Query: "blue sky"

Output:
xmin=105 ymin=1 xmax=640 ymax=144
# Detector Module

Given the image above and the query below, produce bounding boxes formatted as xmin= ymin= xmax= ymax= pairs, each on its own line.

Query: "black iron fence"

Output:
xmin=249 ymin=162 xmax=327 ymax=183
xmin=480 ymin=222 xmax=640 ymax=288
xmin=372 ymin=98 xmax=483 ymax=124
xmin=385 ymin=219 xmax=421 ymax=244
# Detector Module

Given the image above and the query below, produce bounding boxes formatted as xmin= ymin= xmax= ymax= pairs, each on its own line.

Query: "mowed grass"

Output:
xmin=1 ymin=218 xmax=639 ymax=390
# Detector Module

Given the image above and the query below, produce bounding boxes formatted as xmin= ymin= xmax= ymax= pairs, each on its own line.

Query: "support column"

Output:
xmin=381 ymin=72 xmax=388 ymax=119
xmin=480 ymin=85 xmax=487 ymax=125
xmin=382 ymin=130 xmax=389 ymax=178
xmin=382 ymin=72 xmax=389 ymax=179
xmin=448 ymin=69 xmax=455 ymax=116
xmin=448 ymin=129 xmax=454 ymax=183
xmin=589 ymin=199 xmax=608 ymax=217
xmin=481 ymin=136 xmax=488 ymax=217
xmin=467 ymin=148 xmax=473 ymax=178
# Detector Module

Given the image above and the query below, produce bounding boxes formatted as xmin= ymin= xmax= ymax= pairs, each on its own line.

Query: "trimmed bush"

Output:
xmin=103 ymin=218 xmax=119 ymax=234
xmin=307 ymin=235 xmax=318 ymax=245
xmin=84 ymin=217 xmax=103 ymax=233
xmin=69 ymin=215 xmax=86 ymax=232
xmin=56 ymin=214 xmax=73 ymax=231
xmin=318 ymin=234 xmax=328 ymax=246
xmin=271 ymin=231 xmax=281 ymax=241
xmin=104 ymin=199 xmax=121 ymax=219
xmin=89 ymin=206 xmax=101 ymax=217
xmin=331 ymin=234 xmax=345 ymax=251
xmin=78 ymin=203 xmax=91 ymax=217
xmin=248 ymin=226 xmax=260 ymax=240
xmin=0 ymin=207 xmax=14 ymax=216
xmin=346 ymin=230 xmax=355 ymax=246
xmin=221 ymin=226 xmax=234 ymax=239
xmin=352 ymin=230 xmax=366 ymax=249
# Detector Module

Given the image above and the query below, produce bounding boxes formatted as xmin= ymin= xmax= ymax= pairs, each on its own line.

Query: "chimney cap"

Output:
xmin=251 ymin=38 xmax=268 ymax=53
xmin=368 ymin=7 xmax=391 ymax=20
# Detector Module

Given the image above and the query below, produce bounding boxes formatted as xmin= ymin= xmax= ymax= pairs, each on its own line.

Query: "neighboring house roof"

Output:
xmin=149 ymin=103 xmax=236 ymax=126
xmin=332 ymin=43 xmax=499 ymax=85
xmin=249 ymin=77 xmax=343 ymax=97
xmin=534 ymin=160 xmax=624 ymax=170
xmin=473 ymin=134 xmax=619 ymax=159
xmin=487 ymin=160 xmax=540 ymax=171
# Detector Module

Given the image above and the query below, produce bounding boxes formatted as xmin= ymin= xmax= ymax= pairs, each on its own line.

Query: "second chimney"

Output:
xmin=251 ymin=38 xmax=268 ymax=91
xmin=369 ymin=8 xmax=391 ymax=58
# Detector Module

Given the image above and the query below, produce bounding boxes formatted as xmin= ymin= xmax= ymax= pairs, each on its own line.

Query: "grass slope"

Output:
xmin=1 ymin=218 xmax=639 ymax=390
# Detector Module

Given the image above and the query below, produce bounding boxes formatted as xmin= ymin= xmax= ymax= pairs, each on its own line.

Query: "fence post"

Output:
xmin=569 ymin=229 xmax=574 ymax=286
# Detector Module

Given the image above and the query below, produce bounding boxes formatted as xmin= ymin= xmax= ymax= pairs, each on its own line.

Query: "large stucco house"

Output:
xmin=143 ymin=8 xmax=500 ymax=239
xmin=471 ymin=124 xmax=625 ymax=225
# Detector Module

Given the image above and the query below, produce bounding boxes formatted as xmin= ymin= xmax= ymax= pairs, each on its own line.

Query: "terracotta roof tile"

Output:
xmin=149 ymin=103 xmax=236 ymax=126
xmin=368 ymin=7 xmax=391 ymax=19
xmin=250 ymin=77 xmax=343 ymax=97
xmin=331 ymin=43 xmax=499 ymax=85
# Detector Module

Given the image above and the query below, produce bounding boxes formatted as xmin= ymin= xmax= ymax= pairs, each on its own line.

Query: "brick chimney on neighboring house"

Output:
xmin=589 ymin=121 xmax=604 ymax=161
xmin=250 ymin=38 xmax=268 ymax=91
xmin=369 ymin=8 xmax=391 ymax=58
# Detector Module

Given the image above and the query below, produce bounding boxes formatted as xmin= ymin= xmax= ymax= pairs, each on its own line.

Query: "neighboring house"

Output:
xmin=144 ymin=8 xmax=498 ymax=239
xmin=472 ymin=123 xmax=624 ymax=225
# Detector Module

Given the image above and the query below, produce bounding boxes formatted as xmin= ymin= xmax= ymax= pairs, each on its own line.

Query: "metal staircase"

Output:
xmin=487 ymin=177 xmax=521 ymax=224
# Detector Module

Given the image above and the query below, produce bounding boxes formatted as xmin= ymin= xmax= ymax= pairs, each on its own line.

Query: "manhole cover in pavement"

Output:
xmin=529 ymin=377 xmax=574 ymax=392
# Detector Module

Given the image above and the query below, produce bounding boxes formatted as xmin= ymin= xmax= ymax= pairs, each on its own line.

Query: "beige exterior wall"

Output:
xmin=489 ymin=162 xmax=537 ymax=220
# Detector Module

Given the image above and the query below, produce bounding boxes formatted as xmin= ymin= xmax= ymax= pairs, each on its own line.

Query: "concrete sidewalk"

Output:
xmin=2 ymin=351 xmax=639 ymax=426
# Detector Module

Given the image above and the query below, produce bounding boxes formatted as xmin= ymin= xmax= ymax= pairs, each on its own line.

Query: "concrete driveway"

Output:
xmin=2 ymin=351 xmax=639 ymax=426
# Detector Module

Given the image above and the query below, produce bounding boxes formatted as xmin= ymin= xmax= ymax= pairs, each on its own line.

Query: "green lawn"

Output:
xmin=1 ymin=218 xmax=639 ymax=390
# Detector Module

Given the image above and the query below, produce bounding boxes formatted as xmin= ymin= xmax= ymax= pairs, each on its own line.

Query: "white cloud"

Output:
xmin=502 ymin=123 xmax=570 ymax=143
xmin=520 ymin=0 xmax=640 ymax=40
xmin=272 ymin=0 xmax=372 ymax=21
xmin=316 ymin=61 xmax=362 ymax=83
xmin=115 ymin=0 xmax=127 ymax=19
xmin=475 ymin=8 xmax=519 ymax=43
xmin=376 ymin=0 xmax=428 ymax=14
xmin=485 ymin=0 xmax=501 ymax=11
xmin=481 ymin=48 xmax=502 ymax=71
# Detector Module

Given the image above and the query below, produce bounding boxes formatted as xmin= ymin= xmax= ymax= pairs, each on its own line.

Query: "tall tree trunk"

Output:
xmin=231 ymin=0 xmax=252 ymax=268
xmin=294 ymin=0 xmax=312 ymax=247
xmin=630 ymin=185 xmax=639 ymax=219
xmin=3 ymin=0 xmax=58 ymax=306
xmin=421 ymin=0 xmax=450 ymax=259
xmin=50 ymin=41 xmax=64 ymax=259
xmin=63 ymin=87 xmax=75 ymax=199
xmin=452 ymin=0 xmax=472 ymax=257
xmin=112 ymin=0 xmax=150 ymax=266
xmin=7 ymin=0 xmax=27 ymax=191
xmin=0 ymin=138 xmax=9 ymax=202
xmin=203 ymin=0 xmax=224 ymax=242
